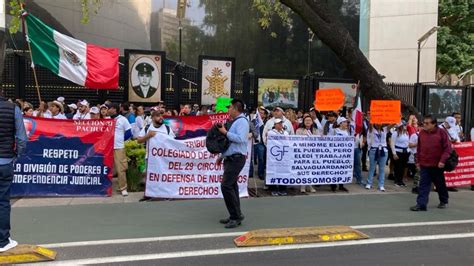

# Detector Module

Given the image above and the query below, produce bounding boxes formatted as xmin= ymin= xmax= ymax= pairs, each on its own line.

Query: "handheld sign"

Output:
xmin=314 ymin=88 xmax=345 ymax=111
xmin=370 ymin=100 xmax=401 ymax=124
xmin=215 ymin=97 xmax=233 ymax=113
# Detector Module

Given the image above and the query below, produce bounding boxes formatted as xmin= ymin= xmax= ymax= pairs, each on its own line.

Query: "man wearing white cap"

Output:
xmin=439 ymin=116 xmax=460 ymax=143
xmin=73 ymin=100 xmax=91 ymax=120
xmin=262 ymin=106 xmax=294 ymax=143
xmin=48 ymin=101 xmax=66 ymax=119
xmin=90 ymin=106 xmax=100 ymax=119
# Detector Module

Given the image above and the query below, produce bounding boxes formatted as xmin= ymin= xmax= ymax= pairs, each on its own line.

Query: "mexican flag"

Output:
xmin=352 ymin=85 xmax=363 ymax=135
xmin=24 ymin=12 xmax=119 ymax=89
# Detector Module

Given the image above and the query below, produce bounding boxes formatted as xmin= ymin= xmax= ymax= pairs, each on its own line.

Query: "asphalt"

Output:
xmin=8 ymin=190 xmax=474 ymax=265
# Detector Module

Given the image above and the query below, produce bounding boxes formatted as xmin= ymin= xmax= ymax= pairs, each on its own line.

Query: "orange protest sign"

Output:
xmin=370 ymin=100 xmax=401 ymax=124
xmin=314 ymin=88 xmax=345 ymax=111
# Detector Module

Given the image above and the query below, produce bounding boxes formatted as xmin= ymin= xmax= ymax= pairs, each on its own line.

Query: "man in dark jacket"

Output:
xmin=0 ymin=89 xmax=27 ymax=252
xmin=411 ymin=115 xmax=452 ymax=211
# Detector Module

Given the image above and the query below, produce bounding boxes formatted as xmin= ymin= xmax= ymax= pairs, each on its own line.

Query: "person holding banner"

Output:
xmin=265 ymin=118 xmax=290 ymax=196
xmin=73 ymin=100 xmax=91 ymax=120
xmin=365 ymin=124 xmax=389 ymax=191
xmin=0 ymin=89 xmax=27 ymax=252
xmin=331 ymin=117 xmax=350 ymax=192
xmin=411 ymin=115 xmax=452 ymax=211
xmin=48 ymin=101 xmax=67 ymax=119
xmin=262 ymin=106 xmax=294 ymax=143
xmin=296 ymin=116 xmax=319 ymax=193
xmin=216 ymin=99 xmax=249 ymax=229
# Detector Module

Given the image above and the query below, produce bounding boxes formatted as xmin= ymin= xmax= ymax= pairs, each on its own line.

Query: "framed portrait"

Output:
xmin=257 ymin=77 xmax=299 ymax=109
xmin=427 ymin=87 xmax=464 ymax=120
xmin=318 ymin=81 xmax=358 ymax=107
xmin=125 ymin=49 xmax=166 ymax=103
xmin=199 ymin=55 xmax=235 ymax=105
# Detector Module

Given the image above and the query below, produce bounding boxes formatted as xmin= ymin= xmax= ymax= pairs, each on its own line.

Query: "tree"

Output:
xmin=254 ymin=0 xmax=417 ymax=114
xmin=436 ymin=1 xmax=473 ymax=82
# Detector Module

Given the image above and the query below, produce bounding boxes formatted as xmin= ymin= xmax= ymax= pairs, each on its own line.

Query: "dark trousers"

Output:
xmin=270 ymin=185 xmax=287 ymax=192
xmin=254 ymin=143 xmax=266 ymax=180
xmin=417 ymin=167 xmax=449 ymax=208
xmin=0 ymin=163 xmax=13 ymax=248
xmin=394 ymin=151 xmax=409 ymax=184
xmin=361 ymin=144 xmax=368 ymax=169
xmin=221 ymin=155 xmax=246 ymax=220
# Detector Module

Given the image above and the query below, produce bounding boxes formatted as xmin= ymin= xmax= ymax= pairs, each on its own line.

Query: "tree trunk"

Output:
xmin=280 ymin=0 xmax=418 ymax=114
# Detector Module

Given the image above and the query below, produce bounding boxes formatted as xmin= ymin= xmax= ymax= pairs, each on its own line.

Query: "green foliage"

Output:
xmin=8 ymin=0 xmax=23 ymax=34
xmin=81 ymin=0 xmax=102 ymax=24
xmin=124 ymin=140 xmax=146 ymax=192
xmin=437 ymin=0 xmax=474 ymax=75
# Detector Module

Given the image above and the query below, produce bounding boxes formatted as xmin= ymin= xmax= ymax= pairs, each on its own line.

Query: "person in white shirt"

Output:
xmin=365 ymin=124 xmax=389 ymax=191
xmin=262 ymin=107 xmax=294 ymax=142
xmin=90 ymin=106 xmax=100 ymax=119
xmin=73 ymin=100 xmax=91 ymax=120
xmin=322 ymin=111 xmax=338 ymax=136
xmin=296 ymin=115 xmax=319 ymax=193
xmin=451 ymin=112 xmax=464 ymax=141
xmin=407 ymin=131 xmax=420 ymax=194
xmin=48 ymin=101 xmax=67 ymax=119
xmin=439 ymin=116 xmax=461 ymax=143
xmin=132 ymin=106 xmax=146 ymax=139
xmin=331 ymin=116 xmax=350 ymax=192
xmin=391 ymin=122 xmax=410 ymax=187
xmin=107 ymin=103 xmax=132 ymax=197
xmin=266 ymin=118 xmax=289 ymax=196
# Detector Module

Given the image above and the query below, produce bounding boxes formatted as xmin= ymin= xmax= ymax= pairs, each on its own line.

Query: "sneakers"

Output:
xmin=121 ymin=190 xmax=129 ymax=197
xmin=0 ymin=238 xmax=18 ymax=253
xmin=263 ymin=185 xmax=269 ymax=190
xmin=365 ymin=184 xmax=371 ymax=189
xmin=379 ymin=187 xmax=385 ymax=192
xmin=271 ymin=191 xmax=279 ymax=196
xmin=309 ymin=187 xmax=316 ymax=193
xmin=410 ymin=205 xmax=427 ymax=211
xmin=278 ymin=191 xmax=288 ymax=196
xmin=437 ymin=203 xmax=448 ymax=209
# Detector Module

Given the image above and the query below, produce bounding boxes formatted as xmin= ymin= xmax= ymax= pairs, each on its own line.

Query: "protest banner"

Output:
xmin=444 ymin=142 xmax=474 ymax=187
xmin=314 ymin=88 xmax=345 ymax=111
xmin=370 ymin=100 xmax=401 ymax=124
xmin=145 ymin=136 xmax=251 ymax=199
xmin=12 ymin=117 xmax=115 ymax=197
xmin=266 ymin=135 xmax=354 ymax=185
xmin=164 ymin=113 xmax=229 ymax=140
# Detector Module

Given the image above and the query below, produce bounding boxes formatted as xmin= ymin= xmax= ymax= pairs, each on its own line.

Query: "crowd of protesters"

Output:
xmin=8 ymin=96 xmax=474 ymax=198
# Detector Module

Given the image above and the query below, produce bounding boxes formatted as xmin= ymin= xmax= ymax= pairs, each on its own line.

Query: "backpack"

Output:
xmin=444 ymin=150 xmax=459 ymax=172
xmin=206 ymin=116 xmax=247 ymax=154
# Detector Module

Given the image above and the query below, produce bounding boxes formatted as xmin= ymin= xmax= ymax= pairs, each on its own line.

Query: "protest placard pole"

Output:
xmin=21 ymin=9 xmax=42 ymax=103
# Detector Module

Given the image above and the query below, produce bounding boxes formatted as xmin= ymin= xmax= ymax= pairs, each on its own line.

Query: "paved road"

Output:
xmin=10 ymin=191 xmax=474 ymax=265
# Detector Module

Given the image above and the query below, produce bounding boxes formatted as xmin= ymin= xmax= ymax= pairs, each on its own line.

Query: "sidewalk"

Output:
xmin=11 ymin=168 xmax=472 ymax=208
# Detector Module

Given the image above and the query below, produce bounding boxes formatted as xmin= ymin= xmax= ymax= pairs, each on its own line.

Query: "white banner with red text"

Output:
xmin=445 ymin=142 xmax=474 ymax=187
xmin=145 ymin=136 xmax=251 ymax=198
xmin=266 ymin=135 xmax=355 ymax=185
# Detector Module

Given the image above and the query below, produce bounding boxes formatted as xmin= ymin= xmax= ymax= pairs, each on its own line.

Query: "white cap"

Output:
xmin=68 ymin=103 xmax=78 ymax=110
xmin=90 ymin=106 xmax=100 ymax=114
xmin=445 ymin=116 xmax=456 ymax=128
xmin=274 ymin=118 xmax=283 ymax=124
xmin=79 ymin=100 xmax=89 ymax=107
xmin=57 ymin=96 xmax=65 ymax=102
xmin=274 ymin=107 xmax=284 ymax=112
xmin=337 ymin=116 xmax=348 ymax=125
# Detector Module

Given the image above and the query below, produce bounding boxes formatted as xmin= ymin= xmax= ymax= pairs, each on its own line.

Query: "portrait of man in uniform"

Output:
xmin=132 ymin=62 xmax=157 ymax=99
xmin=126 ymin=51 xmax=164 ymax=103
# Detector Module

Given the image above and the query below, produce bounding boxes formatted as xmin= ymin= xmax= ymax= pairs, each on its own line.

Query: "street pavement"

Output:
xmin=10 ymin=188 xmax=474 ymax=265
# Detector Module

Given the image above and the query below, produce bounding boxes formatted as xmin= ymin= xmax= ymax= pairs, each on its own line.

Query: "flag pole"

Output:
xmin=21 ymin=9 xmax=42 ymax=103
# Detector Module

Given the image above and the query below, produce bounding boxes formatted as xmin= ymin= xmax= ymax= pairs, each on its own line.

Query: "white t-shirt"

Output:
xmin=114 ymin=115 xmax=132 ymax=149
xmin=391 ymin=131 xmax=409 ymax=154
xmin=335 ymin=128 xmax=349 ymax=137
xmin=368 ymin=127 xmax=388 ymax=150
xmin=408 ymin=133 xmax=418 ymax=164
xmin=138 ymin=123 xmax=175 ymax=139
xmin=73 ymin=112 xmax=91 ymax=120
xmin=52 ymin=113 xmax=67 ymax=119
xmin=439 ymin=124 xmax=460 ymax=143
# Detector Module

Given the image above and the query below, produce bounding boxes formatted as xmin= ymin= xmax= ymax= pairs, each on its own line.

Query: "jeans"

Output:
xmin=254 ymin=143 xmax=266 ymax=180
xmin=353 ymin=148 xmax=363 ymax=184
xmin=361 ymin=144 xmax=368 ymax=169
xmin=0 ymin=163 xmax=13 ymax=248
xmin=417 ymin=167 xmax=449 ymax=208
xmin=367 ymin=148 xmax=388 ymax=188
xmin=221 ymin=155 xmax=246 ymax=220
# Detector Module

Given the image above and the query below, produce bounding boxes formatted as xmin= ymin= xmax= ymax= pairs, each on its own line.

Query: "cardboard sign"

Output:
xmin=215 ymin=97 xmax=233 ymax=112
xmin=370 ymin=100 xmax=401 ymax=124
xmin=314 ymin=88 xmax=345 ymax=111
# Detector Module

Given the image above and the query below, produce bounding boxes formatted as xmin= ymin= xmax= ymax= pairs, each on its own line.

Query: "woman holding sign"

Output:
xmin=296 ymin=115 xmax=320 ymax=193
xmin=365 ymin=124 xmax=389 ymax=192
